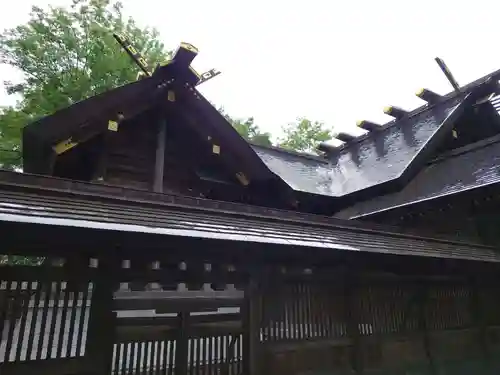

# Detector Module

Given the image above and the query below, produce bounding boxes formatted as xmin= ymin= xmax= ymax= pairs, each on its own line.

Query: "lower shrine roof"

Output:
xmin=0 ymin=170 xmax=497 ymax=264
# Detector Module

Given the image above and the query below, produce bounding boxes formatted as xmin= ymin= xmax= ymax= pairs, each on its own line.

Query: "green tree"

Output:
xmin=279 ymin=117 xmax=333 ymax=153
xmin=220 ymin=109 xmax=272 ymax=147
xmin=0 ymin=0 xmax=171 ymax=169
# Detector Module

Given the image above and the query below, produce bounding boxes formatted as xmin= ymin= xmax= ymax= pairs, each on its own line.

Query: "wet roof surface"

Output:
xmin=254 ymin=97 xmax=464 ymax=197
xmin=336 ymin=138 xmax=500 ymax=219
xmin=0 ymin=189 xmax=498 ymax=263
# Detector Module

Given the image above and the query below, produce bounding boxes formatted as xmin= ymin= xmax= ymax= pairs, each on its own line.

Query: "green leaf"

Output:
xmin=278 ymin=118 xmax=333 ymax=154
xmin=0 ymin=0 xmax=172 ymax=169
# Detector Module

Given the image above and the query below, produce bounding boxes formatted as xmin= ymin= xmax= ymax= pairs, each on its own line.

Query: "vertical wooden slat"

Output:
xmin=154 ymin=340 xmax=161 ymax=375
xmin=26 ymin=280 xmax=43 ymax=360
xmin=46 ymin=281 xmax=62 ymax=359
xmin=218 ymin=335 xmax=223 ymax=370
xmin=36 ymin=281 xmax=52 ymax=360
xmin=15 ymin=281 xmax=32 ymax=361
xmin=120 ymin=343 xmax=128 ymax=375
xmin=75 ymin=283 xmax=90 ymax=356
xmin=286 ymin=283 xmax=292 ymax=340
xmin=146 ymin=341 xmax=151 ymax=374
xmin=293 ymin=283 xmax=304 ymax=340
xmin=207 ymin=335 xmax=213 ymax=375
xmin=130 ymin=342 xmax=137 ymax=375
xmin=57 ymin=282 xmax=71 ymax=358
xmin=302 ymin=283 xmax=309 ymax=338
xmin=188 ymin=337 xmax=194 ymax=375
xmin=169 ymin=340 xmax=175 ymax=375
xmin=139 ymin=341 xmax=145 ymax=374
xmin=197 ymin=338 xmax=202 ymax=375
xmin=113 ymin=344 xmax=121 ymax=375
xmin=66 ymin=284 xmax=80 ymax=357
xmin=317 ymin=285 xmax=326 ymax=338
xmin=4 ymin=280 xmax=20 ymax=362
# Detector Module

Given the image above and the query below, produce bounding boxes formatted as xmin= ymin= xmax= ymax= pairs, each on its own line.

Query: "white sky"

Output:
xmin=1 ymin=0 xmax=500 ymax=139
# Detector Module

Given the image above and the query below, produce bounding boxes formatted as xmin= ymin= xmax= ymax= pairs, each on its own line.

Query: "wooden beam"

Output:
xmin=153 ymin=116 xmax=167 ymax=193
xmin=84 ymin=256 xmax=117 ymax=375
xmin=471 ymin=278 xmax=491 ymax=368
xmin=243 ymin=278 xmax=261 ymax=375
xmin=345 ymin=275 xmax=363 ymax=374
xmin=418 ymin=283 xmax=436 ymax=375
xmin=175 ymin=312 xmax=189 ymax=375
xmin=0 ymin=357 xmax=87 ymax=375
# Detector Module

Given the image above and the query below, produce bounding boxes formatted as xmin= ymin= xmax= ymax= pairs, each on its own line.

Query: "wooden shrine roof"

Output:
xmin=22 ymin=58 xmax=275 ymax=183
xmin=335 ymin=133 xmax=500 ymax=219
xmin=254 ymin=78 xmax=500 ymax=202
xmin=20 ymin=49 xmax=500 ymax=217
xmin=0 ymin=170 xmax=498 ymax=265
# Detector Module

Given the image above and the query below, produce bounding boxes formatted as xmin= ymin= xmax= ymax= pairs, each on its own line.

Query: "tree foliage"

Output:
xmin=220 ymin=109 xmax=272 ymax=147
xmin=0 ymin=0 xmax=333 ymax=174
xmin=0 ymin=255 xmax=44 ymax=266
xmin=278 ymin=118 xmax=333 ymax=154
xmin=0 ymin=0 xmax=171 ymax=169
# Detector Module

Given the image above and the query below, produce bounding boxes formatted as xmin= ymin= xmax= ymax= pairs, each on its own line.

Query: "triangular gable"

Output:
xmin=335 ymin=134 xmax=500 ymax=219
xmin=22 ymin=59 xmax=281 ymax=191
xmin=23 ymin=74 xmax=168 ymax=174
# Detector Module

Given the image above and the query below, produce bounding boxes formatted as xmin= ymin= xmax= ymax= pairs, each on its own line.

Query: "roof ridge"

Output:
xmin=333 ymin=67 xmax=500 ymax=154
xmin=250 ymin=143 xmax=329 ymax=163
xmin=429 ymin=133 xmax=500 ymax=164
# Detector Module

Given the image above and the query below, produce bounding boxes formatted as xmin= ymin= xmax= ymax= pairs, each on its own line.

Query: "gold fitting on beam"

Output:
xmin=108 ymin=120 xmax=119 ymax=132
xmin=212 ymin=144 xmax=221 ymax=154
xmin=180 ymin=42 xmax=199 ymax=54
xmin=235 ymin=172 xmax=249 ymax=186
xmin=167 ymin=90 xmax=176 ymax=102
xmin=53 ymin=138 xmax=78 ymax=155
xmin=356 ymin=120 xmax=365 ymax=127
xmin=383 ymin=106 xmax=393 ymax=115
xmin=415 ymin=88 xmax=425 ymax=97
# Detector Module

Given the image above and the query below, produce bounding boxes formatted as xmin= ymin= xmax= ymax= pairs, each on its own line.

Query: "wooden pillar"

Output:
xmin=243 ymin=277 xmax=261 ymax=375
xmin=418 ymin=283 xmax=436 ymax=375
xmin=175 ymin=311 xmax=190 ymax=375
xmin=345 ymin=274 xmax=363 ymax=374
xmin=85 ymin=256 xmax=117 ymax=375
xmin=154 ymin=117 xmax=167 ymax=193
xmin=471 ymin=278 xmax=491 ymax=368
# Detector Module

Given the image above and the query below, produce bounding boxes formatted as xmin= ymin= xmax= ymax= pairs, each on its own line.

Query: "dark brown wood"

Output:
xmin=418 ymin=283 xmax=436 ymax=375
xmin=243 ymin=278 xmax=261 ymax=375
xmin=345 ymin=275 xmax=363 ymax=374
xmin=175 ymin=312 xmax=190 ymax=375
xmin=153 ymin=117 xmax=167 ymax=193
xmin=471 ymin=278 xmax=491 ymax=366
xmin=0 ymin=357 xmax=87 ymax=375
xmin=85 ymin=257 xmax=116 ymax=375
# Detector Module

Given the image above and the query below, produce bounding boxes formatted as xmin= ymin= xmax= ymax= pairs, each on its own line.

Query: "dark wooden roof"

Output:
xmin=251 ymin=74 xmax=500 ymax=212
xmin=22 ymin=62 xmax=278 ymax=185
xmin=335 ymin=133 xmax=500 ymax=219
xmin=21 ymin=53 xmax=500 ymax=216
xmin=0 ymin=170 xmax=498 ymax=265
